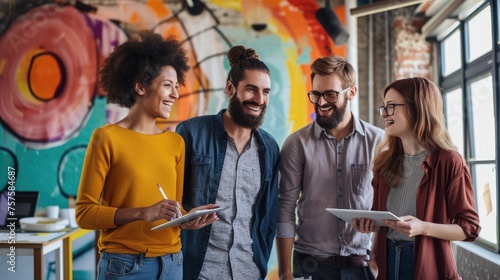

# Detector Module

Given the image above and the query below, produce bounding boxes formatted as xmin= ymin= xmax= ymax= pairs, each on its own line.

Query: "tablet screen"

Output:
xmin=325 ymin=208 xmax=401 ymax=227
xmin=151 ymin=207 xmax=226 ymax=230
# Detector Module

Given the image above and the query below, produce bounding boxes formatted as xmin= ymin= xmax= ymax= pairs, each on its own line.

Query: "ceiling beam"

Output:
xmin=350 ymin=0 xmax=429 ymax=17
xmin=421 ymin=0 xmax=463 ymax=38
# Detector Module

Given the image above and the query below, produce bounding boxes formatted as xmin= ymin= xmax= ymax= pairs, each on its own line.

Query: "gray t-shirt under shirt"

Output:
xmin=198 ymin=134 xmax=261 ymax=280
xmin=386 ymin=150 xmax=427 ymax=242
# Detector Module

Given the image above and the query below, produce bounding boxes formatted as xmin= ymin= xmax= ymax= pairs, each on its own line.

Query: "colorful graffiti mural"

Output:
xmin=0 ymin=0 xmax=347 ymax=278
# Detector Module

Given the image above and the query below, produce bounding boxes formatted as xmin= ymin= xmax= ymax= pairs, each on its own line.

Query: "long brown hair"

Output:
xmin=373 ymin=77 xmax=456 ymax=186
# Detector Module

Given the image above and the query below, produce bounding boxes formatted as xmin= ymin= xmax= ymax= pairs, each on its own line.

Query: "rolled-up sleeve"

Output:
xmin=448 ymin=163 xmax=481 ymax=241
xmin=277 ymin=134 xmax=304 ymax=238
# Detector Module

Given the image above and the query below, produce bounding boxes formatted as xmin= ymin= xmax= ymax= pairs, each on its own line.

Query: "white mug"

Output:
xmin=45 ymin=205 xmax=60 ymax=219
xmin=59 ymin=208 xmax=77 ymax=228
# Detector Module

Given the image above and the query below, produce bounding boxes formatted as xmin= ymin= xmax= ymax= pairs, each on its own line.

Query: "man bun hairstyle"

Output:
xmin=226 ymin=45 xmax=269 ymax=89
xmin=227 ymin=45 xmax=260 ymax=67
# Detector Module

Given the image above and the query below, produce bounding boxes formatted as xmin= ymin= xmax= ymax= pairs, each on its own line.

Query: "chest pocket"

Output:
xmin=190 ymin=154 xmax=211 ymax=190
xmin=263 ymin=168 xmax=272 ymax=183
xmin=350 ymin=163 xmax=371 ymax=195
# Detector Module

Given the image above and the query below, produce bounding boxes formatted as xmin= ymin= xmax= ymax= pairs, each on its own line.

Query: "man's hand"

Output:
xmin=180 ymin=204 xmax=219 ymax=230
xmin=352 ymin=217 xmax=380 ymax=233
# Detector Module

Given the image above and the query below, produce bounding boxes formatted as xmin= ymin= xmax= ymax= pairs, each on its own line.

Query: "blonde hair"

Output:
xmin=373 ymin=77 xmax=456 ymax=186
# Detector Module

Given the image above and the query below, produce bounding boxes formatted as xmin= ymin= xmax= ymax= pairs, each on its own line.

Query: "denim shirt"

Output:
xmin=176 ymin=109 xmax=280 ymax=280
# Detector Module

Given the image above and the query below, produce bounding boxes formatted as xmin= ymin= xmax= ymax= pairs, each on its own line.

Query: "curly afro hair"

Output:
xmin=99 ymin=30 xmax=190 ymax=108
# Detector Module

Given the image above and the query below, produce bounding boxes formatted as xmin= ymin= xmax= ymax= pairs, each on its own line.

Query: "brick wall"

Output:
xmin=356 ymin=6 xmax=433 ymax=128
xmin=391 ymin=8 xmax=432 ymax=80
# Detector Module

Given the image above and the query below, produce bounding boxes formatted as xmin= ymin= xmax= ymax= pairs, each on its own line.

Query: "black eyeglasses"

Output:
xmin=378 ymin=104 xmax=405 ymax=116
xmin=307 ymin=87 xmax=350 ymax=104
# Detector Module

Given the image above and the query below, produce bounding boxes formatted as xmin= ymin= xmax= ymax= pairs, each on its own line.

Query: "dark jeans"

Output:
xmin=387 ymin=239 xmax=415 ymax=280
xmin=293 ymin=251 xmax=376 ymax=280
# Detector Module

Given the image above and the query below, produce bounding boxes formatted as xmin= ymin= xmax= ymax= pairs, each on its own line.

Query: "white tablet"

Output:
xmin=325 ymin=208 xmax=402 ymax=227
xmin=151 ymin=207 xmax=226 ymax=230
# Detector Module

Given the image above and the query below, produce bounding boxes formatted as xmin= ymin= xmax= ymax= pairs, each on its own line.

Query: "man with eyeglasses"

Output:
xmin=277 ymin=55 xmax=384 ymax=280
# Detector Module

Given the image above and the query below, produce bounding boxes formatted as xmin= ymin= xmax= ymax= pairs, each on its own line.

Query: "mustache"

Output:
xmin=315 ymin=104 xmax=337 ymax=109
xmin=242 ymin=100 xmax=266 ymax=108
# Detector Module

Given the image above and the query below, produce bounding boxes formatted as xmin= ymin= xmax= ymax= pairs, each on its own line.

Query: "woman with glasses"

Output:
xmin=353 ymin=77 xmax=481 ymax=280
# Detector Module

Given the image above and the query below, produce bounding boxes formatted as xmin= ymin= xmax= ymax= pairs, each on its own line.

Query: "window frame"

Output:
xmin=439 ymin=1 xmax=500 ymax=252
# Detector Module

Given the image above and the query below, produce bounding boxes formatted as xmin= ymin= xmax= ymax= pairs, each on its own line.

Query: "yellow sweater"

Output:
xmin=76 ymin=124 xmax=185 ymax=257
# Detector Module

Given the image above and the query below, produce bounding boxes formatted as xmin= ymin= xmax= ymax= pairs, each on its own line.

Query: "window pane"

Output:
xmin=467 ymin=5 xmax=492 ymax=62
xmin=469 ymin=75 xmax=495 ymax=160
xmin=442 ymin=30 xmax=462 ymax=76
xmin=472 ymin=163 xmax=498 ymax=245
xmin=444 ymin=88 xmax=464 ymax=155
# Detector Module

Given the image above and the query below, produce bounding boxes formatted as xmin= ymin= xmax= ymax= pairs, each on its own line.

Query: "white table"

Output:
xmin=0 ymin=228 xmax=93 ymax=280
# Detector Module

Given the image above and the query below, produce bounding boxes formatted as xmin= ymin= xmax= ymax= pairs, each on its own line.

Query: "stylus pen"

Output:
xmin=157 ymin=183 xmax=168 ymax=200
xmin=157 ymin=183 xmax=182 ymax=218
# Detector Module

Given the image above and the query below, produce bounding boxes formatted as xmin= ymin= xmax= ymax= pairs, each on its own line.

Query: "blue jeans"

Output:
xmin=97 ymin=251 xmax=183 ymax=280
xmin=387 ymin=239 xmax=415 ymax=280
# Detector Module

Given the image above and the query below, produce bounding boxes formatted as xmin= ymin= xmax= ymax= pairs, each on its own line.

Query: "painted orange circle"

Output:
xmin=0 ymin=5 xmax=98 ymax=146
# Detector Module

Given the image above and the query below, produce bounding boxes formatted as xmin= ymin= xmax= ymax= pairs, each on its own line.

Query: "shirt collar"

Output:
xmin=215 ymin=109 xmax=227 ymax=138
xmin=215 ymin=109 xmax=264 ymax=148
xmin=422 ymin=149 xmax=441 ymax=170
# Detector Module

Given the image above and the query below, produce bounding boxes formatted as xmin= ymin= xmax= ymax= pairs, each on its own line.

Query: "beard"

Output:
xmin=228 ymin=94 xmax=266 ymax=130
xmin=314 ymin=96 xmax=348 ymax=129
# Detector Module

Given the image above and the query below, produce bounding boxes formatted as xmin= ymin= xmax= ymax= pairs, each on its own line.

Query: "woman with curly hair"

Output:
xmin=353 ymin=77 xmax=481 ymax=280
xmin=76 ymin=30 xmax=217 ymax=279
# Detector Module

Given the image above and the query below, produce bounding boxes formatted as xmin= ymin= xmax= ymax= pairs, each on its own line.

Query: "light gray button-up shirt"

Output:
xmin=277 ymin=115 xmax=384 ymax=256
xmin=199 ymin=134 xmax=261 ymax=280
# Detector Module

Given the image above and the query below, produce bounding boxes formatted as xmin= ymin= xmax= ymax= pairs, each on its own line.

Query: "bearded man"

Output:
xmin=276 ymin=56 xmax=384 ymax=280
xmin=176 ymin=45 xmax=279 ymax=280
